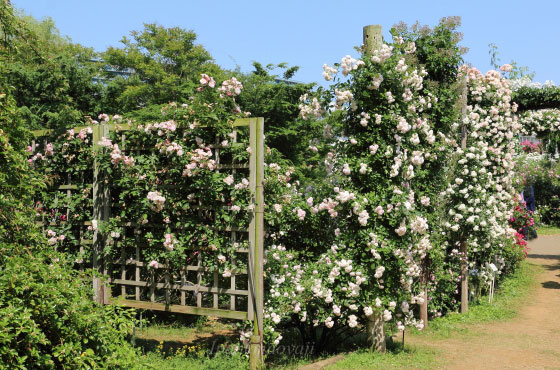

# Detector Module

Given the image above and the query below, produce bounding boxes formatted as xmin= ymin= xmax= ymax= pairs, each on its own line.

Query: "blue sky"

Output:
xmin=11 ymin=0 xmax=559 ymax=86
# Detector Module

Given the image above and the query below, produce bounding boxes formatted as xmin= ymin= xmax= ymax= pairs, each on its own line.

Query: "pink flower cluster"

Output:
xmin=141 ymin=120 xmax=177 ymax=136
xmin=109 ymin=144 xmax=134 ymax=166
xmin=156 ymin=140 xmax=184 ymax=156
xmin=218 ymin=77 xmax=243 ymax=98
xmin=182 ymin=147 xmax=216 ymax=177
xmin=29 ymin=152 xmax=46 ymax=164
xmin=199 ymin=73 xmax=216 ymax=88
xmin=147 ymin=191 xmax=166 ymax=212
xmin=163 ymin=233 xmax=177 ymax=251
xmin=76 ymin=127 xmax=93 ymax=141
xmin=47 ymin=229 xmax=65 ymax=245
xmin=99 ymin=138 xmax=134 ymax=166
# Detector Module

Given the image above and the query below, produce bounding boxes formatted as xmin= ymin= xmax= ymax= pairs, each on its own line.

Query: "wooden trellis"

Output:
xmin=32 ymin=117 xmax=265 ymax=366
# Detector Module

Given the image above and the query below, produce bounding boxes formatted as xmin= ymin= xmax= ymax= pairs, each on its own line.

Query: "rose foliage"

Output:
xmin=30 ymin=19 xmax=526 ymax=353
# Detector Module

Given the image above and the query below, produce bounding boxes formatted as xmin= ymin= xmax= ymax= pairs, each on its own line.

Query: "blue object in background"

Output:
xmin=523 ymin=185 xmax=536 ymax=212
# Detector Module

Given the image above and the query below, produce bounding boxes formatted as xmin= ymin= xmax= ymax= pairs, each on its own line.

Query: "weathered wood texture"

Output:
xmin=249 ymin=117 xmax=265 ymax=369
xmin=363 ymin=25 xmax=383 ymax=54
xmin=363 ymin=24 xmax=388 ymax=351
xmin=460 ymin=78 xmax=469 ymax=314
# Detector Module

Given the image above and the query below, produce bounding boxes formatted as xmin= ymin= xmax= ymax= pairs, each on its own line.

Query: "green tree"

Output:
xmin=237 ymin=62 xmax=326 ymax=182
xmin=1 ymin=1 xmax=102 ymax=130
xmin=0 ymin=0 xmax=45 ymax=243
xmin=0 ymin=5 xmax=139 ymax=367
xmin=101 ymin=23 xmax=224 ymax=113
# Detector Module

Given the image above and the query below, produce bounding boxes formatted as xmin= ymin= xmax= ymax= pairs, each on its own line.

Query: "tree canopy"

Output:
xmin=101 ymin=23 xmax=224 ymax=113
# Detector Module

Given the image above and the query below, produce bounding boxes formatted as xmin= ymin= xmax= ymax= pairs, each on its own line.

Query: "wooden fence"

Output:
xmin=32 ymin=117 xmax=265 ymax=366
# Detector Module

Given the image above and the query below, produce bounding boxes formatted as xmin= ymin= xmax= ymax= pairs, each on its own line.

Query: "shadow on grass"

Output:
xmin=265 ymin=328 xmax=370 ymax=369
xmin=527 ymin=254 xmax=560 ymax=260
xmin=133 ymin=330 xmax=237 ymax=356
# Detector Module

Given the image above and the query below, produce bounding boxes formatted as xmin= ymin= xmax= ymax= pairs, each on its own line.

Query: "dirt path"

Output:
xmin=414 ymin=235 xmax=560 ymax=369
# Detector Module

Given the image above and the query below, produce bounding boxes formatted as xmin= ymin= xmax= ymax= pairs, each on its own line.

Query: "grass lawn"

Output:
xmin=139 ymin=350 xmax=248 ymax=370
xmin=134 ymin=262 xmax=539 ymax=370
xmin=536 ymin=224 xmax=560 ymax=235
xmin=411 ymin=261 xmax=538 ymax=337
xmin=323 ymin=346 xmax=439 ymax=370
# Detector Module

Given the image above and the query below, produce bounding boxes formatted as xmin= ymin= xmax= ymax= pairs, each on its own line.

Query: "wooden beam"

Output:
xmin=109 ymin=278 xmax=249 ymax=296
xmin=363 ymin=24 xmax=388 ymax=349
xmin=249 ymin=117 xmax=265 ymax=370
xmin=109 ymin=298 xmax=248 ymax=321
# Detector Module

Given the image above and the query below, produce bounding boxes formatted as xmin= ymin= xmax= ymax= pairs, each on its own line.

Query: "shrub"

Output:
xmin=518 ymin=109 xmax=560 ymax=156
xmin=516 ymin=156 xmax=560 ymax=226
xmin=0 ymin=246 xmax=139 ymax=369
xmin=1 ymin=78 xmax=139 ymax=369
xmin=513 ymin=85 xmax=560 ymax=111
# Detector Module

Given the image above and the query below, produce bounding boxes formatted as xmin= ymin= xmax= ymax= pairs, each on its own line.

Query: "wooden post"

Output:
xmin=366 ymin=312 xmax=386 ymax=352
xmin=489 ymin=276 xmax=495 ymax=303
xmin=420 ymin=286 xmax=428 ymax=329
xmin=459 ymin=78 xmax=469 ymax=314
xmin=249 ymin=117 xmax=265 ymax=370
xmin=92 ymin=124 xmax=103 ymax=304
xmin=363 ymin=24 xmax=388 ymax=350
xmin=92 ymin=124 xmax=111 ymax=304
xmin=460 ymin=78 xmax=468 ymax=149
xmin=363 ymin=25 xmax=383 ymax=54
xmin=420 ymin=256 xmax=429 ymax=328
xmin=102 ymin=124 xmax=111 ymax=304
xmin=460 ymin=240 xmax=468 ymax=313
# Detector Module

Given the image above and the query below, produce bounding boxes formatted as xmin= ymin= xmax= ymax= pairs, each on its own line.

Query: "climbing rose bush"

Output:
xmin=442 ymin=66 xmax=524 ymax=294
xmin=260 ymin=33 xmax=524 ymax=348
xmin=28 ymin=23 xmax=526 ymax=351
xmin=258 ymin=27 xmax=465 ymax=348
xmin=518 ymin=109 xmax=560 ymax=155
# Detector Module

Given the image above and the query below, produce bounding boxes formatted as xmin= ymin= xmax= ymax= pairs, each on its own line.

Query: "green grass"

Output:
xmin=537 ymin=225 xmax=560 ymax=235
xmin=414 ymin=261 xmax=538 ymax=339
xmin=129 ymin=315 xmax=245 ymax=369
xmin=139 ymin=350 xmax=248 ymax=370
xmin=137 ymin=324 xmax=203 ymax=341
xmin=324 ymin=344 xmax=439 ymax=370
xmin=135 ymin=262 xmax=540 ymax=370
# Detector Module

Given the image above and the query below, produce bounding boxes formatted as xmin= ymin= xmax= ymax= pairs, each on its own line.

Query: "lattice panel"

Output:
xmin=32 ymin=118 xmax=263 ymax=321
xmin=31 ymin=129 xmax=96 ymax=269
